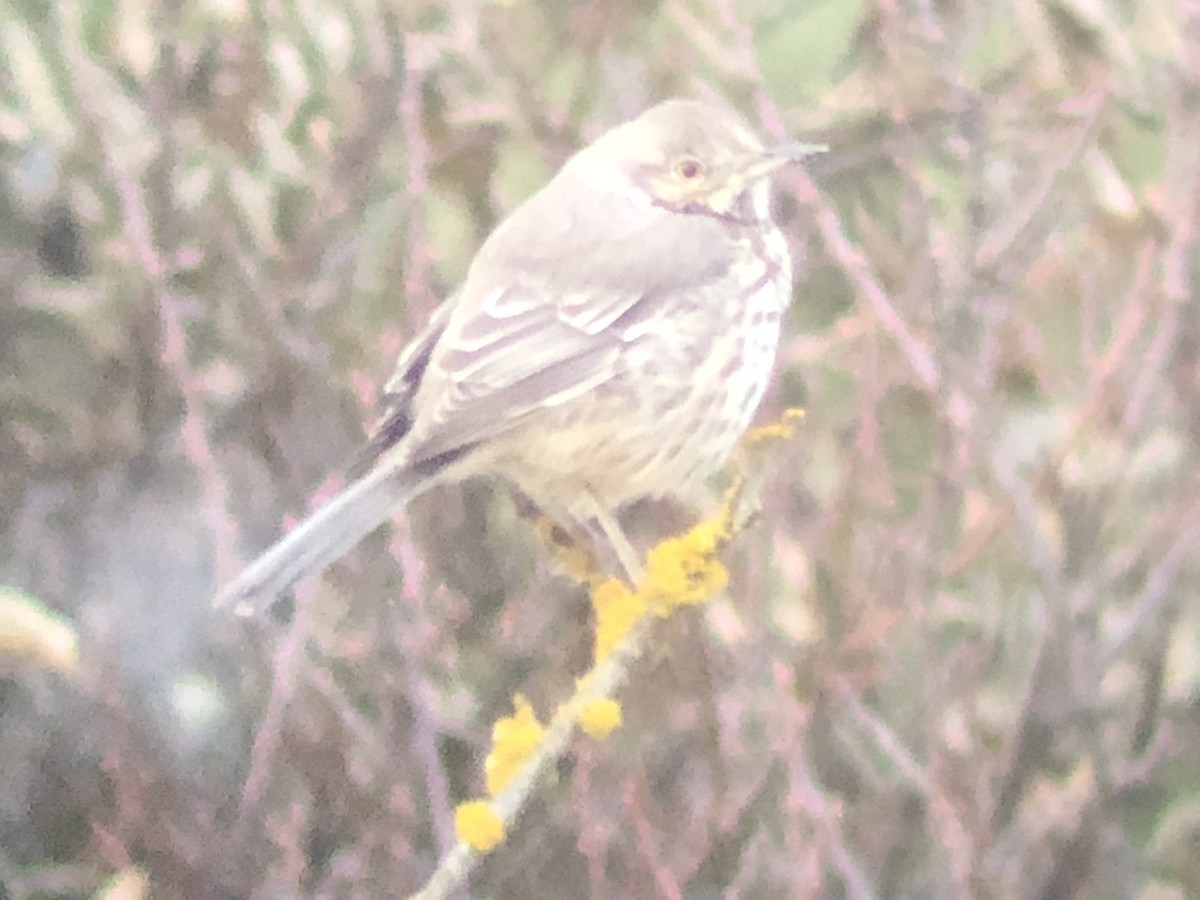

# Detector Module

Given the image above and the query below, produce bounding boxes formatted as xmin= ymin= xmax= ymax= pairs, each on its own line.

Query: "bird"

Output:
xmin=216 ymin=99 xmax=822 ymax=616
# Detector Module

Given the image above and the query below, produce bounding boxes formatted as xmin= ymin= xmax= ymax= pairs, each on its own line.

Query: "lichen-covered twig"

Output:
xmin=412 ymin=412 xmax=803 ymax=900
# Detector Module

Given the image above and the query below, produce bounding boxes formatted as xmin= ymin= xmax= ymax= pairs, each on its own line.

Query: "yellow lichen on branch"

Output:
xmin=592 ymin=578 xmax=647 ymax=663
xmin=580 ymin=698 xmax=622 ymax=737
xmin=485 ymin=696 xmax=545 ymax=796
xmin=643 ymin=518 xmax=731 ymax=613
xmin=742 ymin=407 xmax=806 ymax=447
xmin=420 ymin=410 xmax=804 ymax=896
xmin=454 ymin=801 xmax=505 ymax=852
xmin=589 ymin=469 xmax=751 ymax=662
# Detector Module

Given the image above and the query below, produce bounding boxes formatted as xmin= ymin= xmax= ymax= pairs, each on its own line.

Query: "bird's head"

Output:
xmin=577 ymin=99 xmax=824 ymax=221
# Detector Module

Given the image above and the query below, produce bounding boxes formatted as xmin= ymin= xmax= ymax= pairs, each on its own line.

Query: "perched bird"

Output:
xmin=217 ymin=99 xmax=821 ymax=616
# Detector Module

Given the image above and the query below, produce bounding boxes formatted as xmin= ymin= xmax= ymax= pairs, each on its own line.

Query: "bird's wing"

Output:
xmin=360 ymin=184 xmax=737 ymax=472
xmin=350 ymin=273 xmax=667 ymax=477
xmin=403 ymin=277 xmax=660 ymax=463
xmin=348 ymin=295 xmax=456 ymax=477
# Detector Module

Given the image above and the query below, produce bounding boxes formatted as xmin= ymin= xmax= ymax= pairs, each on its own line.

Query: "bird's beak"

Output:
xmin=767 ymin=141 xmax=829 ymax=161
xmin=739 ymin=141 xmax=827 ymax=183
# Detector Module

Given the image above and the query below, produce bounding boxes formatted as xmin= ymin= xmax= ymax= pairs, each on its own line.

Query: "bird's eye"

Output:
xmin=673 ymin=158 xmax=705 ymax=180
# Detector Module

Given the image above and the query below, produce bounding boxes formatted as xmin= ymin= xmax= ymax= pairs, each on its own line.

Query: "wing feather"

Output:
xmin=371 ymin=175 xmax=739 ymax=468
xmin=408 ymin=282 xmax=642 ymax=458
xmin=349 ymin=296 xmax=455 ymax=477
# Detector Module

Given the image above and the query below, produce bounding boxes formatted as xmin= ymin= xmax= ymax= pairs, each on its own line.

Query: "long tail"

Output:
xmin=214 ymin=462 xmax=423 ymax=617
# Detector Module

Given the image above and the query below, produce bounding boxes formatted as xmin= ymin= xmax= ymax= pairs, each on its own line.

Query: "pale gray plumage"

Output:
xmin=216 ymin=99 xmax=822 ymax=615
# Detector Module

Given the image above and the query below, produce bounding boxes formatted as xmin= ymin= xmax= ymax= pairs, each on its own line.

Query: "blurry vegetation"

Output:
xmin=2 ymin=0 xmax=1199 ymax=897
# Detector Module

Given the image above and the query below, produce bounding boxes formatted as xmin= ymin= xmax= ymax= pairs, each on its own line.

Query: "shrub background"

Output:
xmin=2 ymin=0 xmax=1199 ymax=897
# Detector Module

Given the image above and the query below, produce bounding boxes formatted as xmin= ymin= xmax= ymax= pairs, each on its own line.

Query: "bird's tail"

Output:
xmin=214 ymin=461 xmax=422 ymax=617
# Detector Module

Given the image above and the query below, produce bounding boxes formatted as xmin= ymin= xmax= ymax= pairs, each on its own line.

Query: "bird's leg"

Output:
xmin=514 ymin=488 xmax=644 ymax=586
xmin=578 ymin=491 xmax=646 ymax=587
xmin=513 ymin=491 xmax=605 ymax=585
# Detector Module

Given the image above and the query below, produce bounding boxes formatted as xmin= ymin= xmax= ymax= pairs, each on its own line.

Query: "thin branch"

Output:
xmin=411 ymin=598 xmax=664 ymax=900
